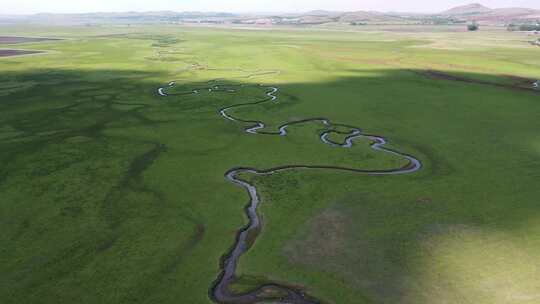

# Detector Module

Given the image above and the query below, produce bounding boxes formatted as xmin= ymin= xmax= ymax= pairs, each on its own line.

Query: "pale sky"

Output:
xmin=3 ymin=0 xmax=540 ymax=15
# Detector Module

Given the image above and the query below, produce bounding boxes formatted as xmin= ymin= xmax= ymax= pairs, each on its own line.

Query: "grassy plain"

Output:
xmin=1 ymin=25 xmax=540 ymax=304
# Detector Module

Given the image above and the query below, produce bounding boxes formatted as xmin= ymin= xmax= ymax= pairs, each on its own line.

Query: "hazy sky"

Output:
xmin=4 ymin=0 xmax=540 ymax=15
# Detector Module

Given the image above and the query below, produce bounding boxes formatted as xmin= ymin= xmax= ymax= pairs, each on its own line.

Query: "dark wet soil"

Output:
xmin=0 ymin=49 xmax=43 ymax=57
xmin=420 ymin=70 xmax=540 ymax=93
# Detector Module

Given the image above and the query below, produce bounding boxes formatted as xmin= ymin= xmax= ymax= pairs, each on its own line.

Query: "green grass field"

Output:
xmin=1 ymin=25 xmax=540 ymax=304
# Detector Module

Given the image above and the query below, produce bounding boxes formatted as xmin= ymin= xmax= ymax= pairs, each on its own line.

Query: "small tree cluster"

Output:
xmin=507 ymin=21 xmax=540 ymax=31
xmin=468 ymin=21 xmax=479 ymax=31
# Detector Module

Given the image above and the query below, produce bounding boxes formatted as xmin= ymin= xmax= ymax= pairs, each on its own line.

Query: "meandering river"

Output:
xmin=158 ymin=81 xmax=422 ymax=303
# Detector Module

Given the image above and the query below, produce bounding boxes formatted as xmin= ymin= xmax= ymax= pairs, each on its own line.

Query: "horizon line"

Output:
xmin=4 ymin=3 xmax=539 ymax=17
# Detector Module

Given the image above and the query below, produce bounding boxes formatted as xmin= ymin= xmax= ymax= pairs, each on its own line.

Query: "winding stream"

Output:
xmin=158 ymin=81 xmax=422 ymax=303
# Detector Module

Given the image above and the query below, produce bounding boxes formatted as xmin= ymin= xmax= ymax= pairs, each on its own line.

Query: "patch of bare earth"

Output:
xmin=284 ymin=209 xmax=346 ymax=264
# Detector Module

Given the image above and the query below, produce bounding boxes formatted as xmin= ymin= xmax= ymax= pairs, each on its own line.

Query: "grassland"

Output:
xmin=1 ymin=24 xmax=540 ymax=304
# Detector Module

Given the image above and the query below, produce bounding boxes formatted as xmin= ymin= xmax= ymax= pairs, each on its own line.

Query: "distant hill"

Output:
xmin=440 ymin=3 xmax=540 ymax=23
xmin=233 ymin=10 xmax=404 ymax=26
xmin=339 ymin=11 xmax=404 ymax=23
xmin=1 ymin=3 xmax=539 ymax=26
xmin=441 ymin=3 xmax=492 ymax=15
xmin=304 ymin=10 xmax=342 ymax=17
xmin=0 ymin=11 xmax=238 ymax=25
xmin=489 ymin=7 xmax=540 ymax=20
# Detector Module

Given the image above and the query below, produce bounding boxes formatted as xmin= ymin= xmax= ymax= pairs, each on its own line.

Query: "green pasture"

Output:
xmin=1 ymin=24 xmax=540 ymax=304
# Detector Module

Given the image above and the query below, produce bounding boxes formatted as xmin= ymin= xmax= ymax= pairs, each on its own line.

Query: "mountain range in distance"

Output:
xmin=1 ymin=3 xmax=539 ymax=26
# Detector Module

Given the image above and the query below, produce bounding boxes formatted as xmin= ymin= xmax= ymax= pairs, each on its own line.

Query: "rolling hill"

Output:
xmin=440 ymin=3 xmax=540 ymax=23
